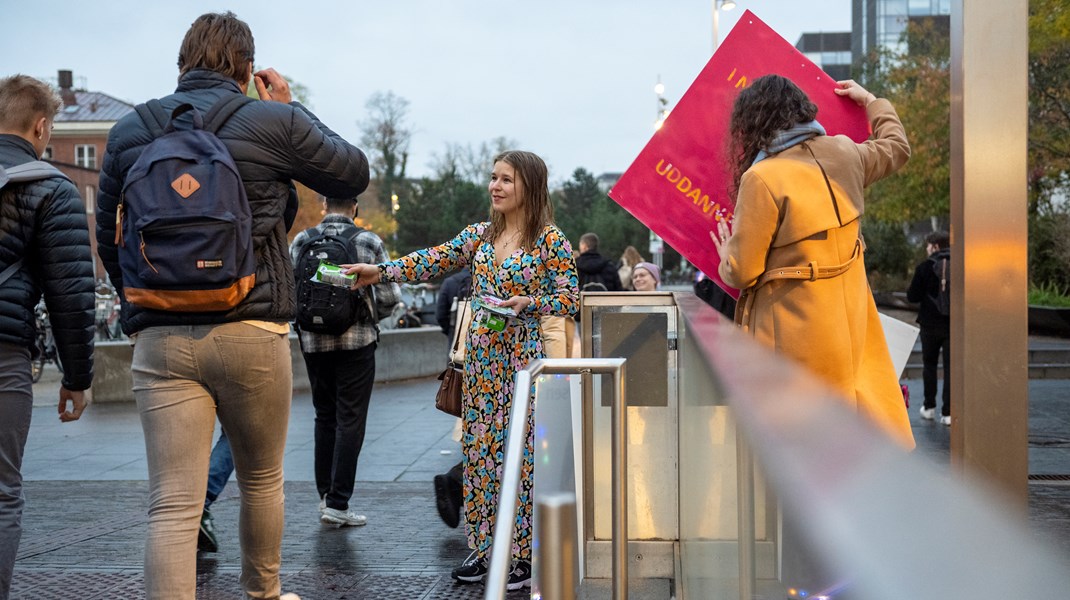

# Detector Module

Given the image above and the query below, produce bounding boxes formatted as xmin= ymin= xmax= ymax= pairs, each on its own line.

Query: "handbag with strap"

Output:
xmin=435 ymin=363 xmax=463 ymax=417
xmin=450 ymin=299 xmax=473 ymax=364
xmin=435 ymin=299 xmax=471 ymax=417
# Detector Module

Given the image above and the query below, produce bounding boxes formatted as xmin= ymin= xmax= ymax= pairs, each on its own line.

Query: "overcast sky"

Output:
xmin=3 ymin=0 xmax=850 ymax=183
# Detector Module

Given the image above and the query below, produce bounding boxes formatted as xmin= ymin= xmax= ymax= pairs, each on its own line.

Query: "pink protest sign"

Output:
xmin=609 ymin=10 xmax=870 ymax=297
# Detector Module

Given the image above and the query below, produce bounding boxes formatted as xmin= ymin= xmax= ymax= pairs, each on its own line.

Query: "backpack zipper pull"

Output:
xmin=115 ymin=195 xmax=125 ymax=246
xmin=139 ymin=232 xmax=158 ymax=274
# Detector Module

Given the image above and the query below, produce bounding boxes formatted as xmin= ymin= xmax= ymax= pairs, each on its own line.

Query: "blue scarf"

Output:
xmin=751 ymin=120 xmax=826 ymax=165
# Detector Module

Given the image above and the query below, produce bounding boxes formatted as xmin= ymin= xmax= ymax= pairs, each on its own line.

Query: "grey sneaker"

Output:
xmin=321 ymin=507 xmax=367 ymax=527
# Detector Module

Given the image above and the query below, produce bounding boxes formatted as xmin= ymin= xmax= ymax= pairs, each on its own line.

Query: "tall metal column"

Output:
xmin=949 ymin=1 xmax=1029 ymax=506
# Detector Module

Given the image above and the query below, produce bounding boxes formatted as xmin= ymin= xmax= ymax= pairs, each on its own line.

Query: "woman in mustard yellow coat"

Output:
xmin=712 ymin=76 xmax=915 ymax=449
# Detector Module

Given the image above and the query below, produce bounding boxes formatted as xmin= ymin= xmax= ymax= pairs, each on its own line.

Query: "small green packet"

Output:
xmin=472 ymin=295 xmax=516 ymax=332
xmin=312 ymin=261 xmax=354 ymax=288
xmin=483 ymin=312 xmax=507 ymax=332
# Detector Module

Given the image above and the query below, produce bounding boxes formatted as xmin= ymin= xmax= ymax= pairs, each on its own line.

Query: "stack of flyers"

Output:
xmin=472 ymin=295 xmax=516 ymax=332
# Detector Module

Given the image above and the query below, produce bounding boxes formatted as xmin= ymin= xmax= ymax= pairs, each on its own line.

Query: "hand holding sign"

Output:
xmin=609 ymin=10 xmax=870 ymax=297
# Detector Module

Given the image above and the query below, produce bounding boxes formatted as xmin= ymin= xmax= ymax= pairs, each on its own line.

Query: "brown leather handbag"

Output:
xmin=435 ymin=301 xmax=469 ymax=417
xmin=435 ymin=364 xmax=463 ymax=417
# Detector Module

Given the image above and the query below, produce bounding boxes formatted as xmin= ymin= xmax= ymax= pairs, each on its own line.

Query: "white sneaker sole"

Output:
xmin=507 ymin=578 xmax=531 ymax=591
xmin=320 ymin=514 xmax=367 ymax=527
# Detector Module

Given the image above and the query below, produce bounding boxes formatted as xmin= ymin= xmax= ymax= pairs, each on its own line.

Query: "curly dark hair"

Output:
xmin=727 ymin=75 xmax=818 ymax=195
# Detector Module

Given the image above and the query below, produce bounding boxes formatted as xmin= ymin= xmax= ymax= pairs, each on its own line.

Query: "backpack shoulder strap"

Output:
xmin=203 ymin=94 xmax=254 ymax=135
xmin=135 ymin=100 xmax=170 ymax=138
xmin=2 ymin=161 xmax=70 ymax=184
xmin=0 ymin=259 xmax=23 ymax=288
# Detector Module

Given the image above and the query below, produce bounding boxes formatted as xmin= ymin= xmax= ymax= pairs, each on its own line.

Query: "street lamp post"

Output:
xmin=654 ymin=75 xmax=669 ymax=130
xmin=712 ymin=0 xmax=737 ymax=54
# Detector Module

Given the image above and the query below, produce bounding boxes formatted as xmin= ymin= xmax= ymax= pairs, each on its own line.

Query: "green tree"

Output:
xmin=394 ymin=173 xmax=487 ymax=256
xmin=554 ymin=168 xmax=650 ymax=264
xmin=864 ymin=19 xmax=950 ymax=224
xmin=1028 ymin=0 xmax=1070 ymax=215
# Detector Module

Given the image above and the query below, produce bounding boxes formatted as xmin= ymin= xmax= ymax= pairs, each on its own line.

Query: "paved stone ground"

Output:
xmin=12 ymin=376 xmax=530 ymax=599
xmin=10 ymin=347 xmax=1070 ymax=598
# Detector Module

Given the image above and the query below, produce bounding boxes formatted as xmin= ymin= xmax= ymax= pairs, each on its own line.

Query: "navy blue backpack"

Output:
xmin=117 ymin=95 xmax=255 ymax=312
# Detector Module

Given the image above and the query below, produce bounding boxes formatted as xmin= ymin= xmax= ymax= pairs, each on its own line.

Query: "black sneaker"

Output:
xmin=198 ymin=509 xmax=219 ymax=553
xmin=433 ymin=473 xmax=462 ymax=528
xmin=451 ymin=551 xmax=488 ymax=583
xmin=507 ymin=560 xmax=532 ymax=591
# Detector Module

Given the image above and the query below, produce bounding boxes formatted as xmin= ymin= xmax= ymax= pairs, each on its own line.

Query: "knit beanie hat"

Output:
xmin=633 ymin=262 xmax=661 ymax=288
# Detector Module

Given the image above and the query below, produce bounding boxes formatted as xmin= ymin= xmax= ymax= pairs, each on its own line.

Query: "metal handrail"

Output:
xmin=484 ymin=358 xmax=627 ymax=600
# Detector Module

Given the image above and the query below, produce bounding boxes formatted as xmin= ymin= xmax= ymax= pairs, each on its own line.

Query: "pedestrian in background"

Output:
xmin=290 ymin=196 xmax=401 ymax=528
xmin=96 ymin=11 xmax=369 ymax=599
xmin=618 ymin=246 xmax=645 ymax=290
xmin=0 ymin=74 xmax=95 ymax=600
xmin=347 ymin=150 xmax=578 ymax=591
xmin=907 ymin=230 xmax=952 ymax=426
xmin=631 ymin=262 xmax=661 ymax=292
xmin=576 ymin=232 xmax=622 ymax=292
xmin=713 ymin=75 xmax=914 ymax=450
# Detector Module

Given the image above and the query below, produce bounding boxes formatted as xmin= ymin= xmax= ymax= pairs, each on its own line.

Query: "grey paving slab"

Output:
xmin=11 ymin=360 xmax=1070 ymax=597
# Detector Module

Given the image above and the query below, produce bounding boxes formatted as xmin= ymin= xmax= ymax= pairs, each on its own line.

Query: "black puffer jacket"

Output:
xmin=98 ymin=69 xmax=369 ymax=335
xmin=576 ymin=251 xmax=623 ymax=291
xmin=0 ymin=135 xmax=95 ymax=390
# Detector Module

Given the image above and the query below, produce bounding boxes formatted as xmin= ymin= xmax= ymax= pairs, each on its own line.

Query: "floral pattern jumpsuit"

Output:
xmin=379 ymin=222 xmax=578 ymax=560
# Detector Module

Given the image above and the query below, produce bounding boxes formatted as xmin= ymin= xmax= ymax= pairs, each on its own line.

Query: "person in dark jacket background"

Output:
xmin=0 ymin=74 xmax=95 ymax=599
xmin=96 ymin=12 xmax=368 ymax=600
xmin=907 ymin=230 xmax=951 ymax=426
xmin=576 ymin=232 xmax=622 ymax=292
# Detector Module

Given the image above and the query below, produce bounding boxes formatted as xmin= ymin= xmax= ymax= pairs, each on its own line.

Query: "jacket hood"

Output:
xmin=576 ymin=251 xmax=611 ymax=274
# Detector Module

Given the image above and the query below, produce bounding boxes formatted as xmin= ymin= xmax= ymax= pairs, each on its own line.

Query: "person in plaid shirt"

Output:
xmin=289 ymin=196 xmax=400 ymax=527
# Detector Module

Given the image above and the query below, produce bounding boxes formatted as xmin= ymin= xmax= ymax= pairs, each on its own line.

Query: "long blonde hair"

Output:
xmin=620 ymin=245 xmax=644 ymax=267
xmin=483 ymin=150 xmax=554 ymax=251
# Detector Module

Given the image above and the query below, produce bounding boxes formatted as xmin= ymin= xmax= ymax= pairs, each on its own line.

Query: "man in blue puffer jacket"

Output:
xmin=0 ymin=74 xmax=95 ymax=600
xmin=96 ymin=11 xmax=369 ymax=600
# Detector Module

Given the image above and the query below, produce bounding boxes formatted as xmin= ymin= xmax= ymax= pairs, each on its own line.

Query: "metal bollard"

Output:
xmin=535 ymin=492 xmax=579 ymax=600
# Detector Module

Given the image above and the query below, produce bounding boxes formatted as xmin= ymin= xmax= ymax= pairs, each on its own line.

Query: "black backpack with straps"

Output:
xmin=293 ymin=225 xmax=375 ymax=335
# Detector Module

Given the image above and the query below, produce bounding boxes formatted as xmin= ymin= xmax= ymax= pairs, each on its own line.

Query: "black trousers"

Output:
xmin=920 ymin=329 xmax=950 ymax=416
xmin=302 ymin=343 xmax=376 ymax=511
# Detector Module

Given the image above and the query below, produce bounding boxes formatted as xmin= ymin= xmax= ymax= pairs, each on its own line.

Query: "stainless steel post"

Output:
xmin=536 ymin=492 xmax=580 ymax=600
xmin=611 ymin=362 xmax=628 ymax=600
xmin=736 ymin=435 xmax=755 ymax=600
xmin=484 ymin=358 xmax=627 ymax=600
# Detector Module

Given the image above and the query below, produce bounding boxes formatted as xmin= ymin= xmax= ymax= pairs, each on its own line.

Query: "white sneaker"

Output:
xmin=940 ymin=415 xmax=951 ymax=426
xmin=321 ymin=507 xmax=367 ymax=527
xmin=319 ymin=498 xmax=326 ymax=513
xmin=919 ymin=407 xmax=935 ymax=421
xmin=280 ymin=594 xmax=301 ymax=600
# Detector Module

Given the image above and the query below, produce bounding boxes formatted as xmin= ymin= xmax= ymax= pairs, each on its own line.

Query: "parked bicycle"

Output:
xmin=31 ymin=300 xmax=62 ymax=383
xmin=95 ymin=280 xmax=123 ymax=340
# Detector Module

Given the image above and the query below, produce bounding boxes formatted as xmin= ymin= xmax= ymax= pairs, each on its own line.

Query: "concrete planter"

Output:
xmin=1029 ymin=305 xmax=1070 ymax=337
xmin=90 ymin=326 xmax=447 ymax=403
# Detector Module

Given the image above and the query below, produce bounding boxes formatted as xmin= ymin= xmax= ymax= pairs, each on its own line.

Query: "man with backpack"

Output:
xmin=907 ymin=230 xmax=952 ymax=426
xmin=95 ymin=12 xmax=369 ymax=600
xmin=0 ymin=74 xmax=95 ymax=600
xmin=290 ymin=196 xmax=399 ymax=528
xmin=576 ymin=232 xmax=622 ymax=293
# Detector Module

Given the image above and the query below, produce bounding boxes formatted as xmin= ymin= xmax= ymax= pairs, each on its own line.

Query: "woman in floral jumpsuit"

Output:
xmin=348 ymin=150 xmax=578 ymax=590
